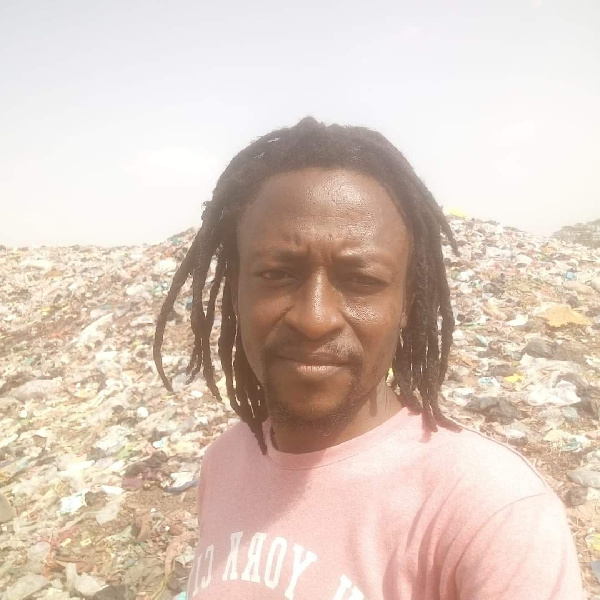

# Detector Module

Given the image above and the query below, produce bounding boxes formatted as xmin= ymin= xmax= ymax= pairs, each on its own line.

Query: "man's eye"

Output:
xmin=347 ymin=275 xmax=384 ymax=287
xmin=259 ymin=270 xmax=293 ymax=281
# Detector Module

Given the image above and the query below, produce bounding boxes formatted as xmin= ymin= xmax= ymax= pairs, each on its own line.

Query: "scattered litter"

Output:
xmin=523 ymin=337 xmax=554 ymax=359
xmin=527 ymin=381 xmax=581 ymax=407
xmin=568 ymin=470 xmax=600 ymax=489
xmin=60 ymin=491 xmax=87 ymax=515
xmin=561 ymin=435 xmax=591 ymax=452
xmin=465 ymin=396 xmax=521 ymax=423
xmin=101 ymin=485 xmax=124 ymax=496
xmin=565 ymin=487 xmax=589 ymax=507
xmin=586 ymin=534 xmax=600 ymax=553
xmin=507 ymin=314 xmax=528 ymax=327
xmin=74 ymin=573 xmax=105 ymax=597
xmin=591 ymin=561 xmax=600 ymax=585
xmin=26 ymin=542 xmax=51 ymax=574
xmin=536 ymin=303 xmax=590 ymax=328
xmin=165 ymin=480 xmax=198 ymax=494
xmin=9 ymin=378 xmax=61 ymax=401
xmin=0 ymin=492 xmax=16 ymax=523
xmin=4 ymin=574 xmax=48 ymax=600
xmin=96 ymin=498 xmax=122 ymax=525
xmin=561 ymin=406 xmax=580 ymax=422
xmin=1 ymin=216 xmax=599 ymax=597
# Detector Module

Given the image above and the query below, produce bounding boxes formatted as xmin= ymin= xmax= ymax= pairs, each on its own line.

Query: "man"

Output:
xmin=154 ymin=118 xmax=582 ymax=599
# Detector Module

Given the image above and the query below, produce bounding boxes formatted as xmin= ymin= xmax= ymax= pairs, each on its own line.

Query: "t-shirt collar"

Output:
xmin=263 ymin=407 xmax=410 ymax=470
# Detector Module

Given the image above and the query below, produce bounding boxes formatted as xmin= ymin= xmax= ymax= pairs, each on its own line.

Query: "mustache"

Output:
xmin=261 ymin=336 xmax=362 ymax=366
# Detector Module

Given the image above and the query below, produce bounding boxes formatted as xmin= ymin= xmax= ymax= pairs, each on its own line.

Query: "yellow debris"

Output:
xmin=586 ymin=533 xmax=600 ymax=553
xmin=538 ymin=304 xmax=589 ymax=328
xmin=448 ymin=208 xmax=468 ymax=219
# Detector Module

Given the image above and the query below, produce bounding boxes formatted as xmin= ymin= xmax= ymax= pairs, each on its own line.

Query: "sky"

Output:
xmin=1 ymin=0 xmax=599 ymax=247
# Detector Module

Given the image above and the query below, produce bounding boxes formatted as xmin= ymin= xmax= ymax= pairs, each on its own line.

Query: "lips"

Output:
xmin=272 ymin=351 xmax=349 ymax=381
xmin=275 ymin=351 xmax=347 ymax=367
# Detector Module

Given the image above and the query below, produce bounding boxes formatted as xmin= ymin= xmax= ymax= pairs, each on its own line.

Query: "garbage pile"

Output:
xmin=554 ymin=217 xmax=600 ymax=249
xmin=1 ymin=216 xmax=600 ymax=599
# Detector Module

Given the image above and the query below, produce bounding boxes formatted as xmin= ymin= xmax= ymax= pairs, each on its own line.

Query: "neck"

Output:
xmin=269 ymin=381 xmax=400 ymax=454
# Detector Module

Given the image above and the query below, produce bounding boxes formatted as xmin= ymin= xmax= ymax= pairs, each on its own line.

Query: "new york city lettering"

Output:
xmin=188 ymin=530 xmax=365 ymax=599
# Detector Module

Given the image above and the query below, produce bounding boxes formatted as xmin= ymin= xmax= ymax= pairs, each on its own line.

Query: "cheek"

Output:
xmin=362 ymin=320 xmax=401 ymax=361
xmin=347 ymin=297 xmax=403 ymax=360
xmin=237 ymin=288 xmax=284 ymax=376
xmin=239 ymin=286 xmax=283 ymax=335
xmin=348 ymin=289 xmax=405 ymax=329
xmin=359 ymin=322 xmax=400 ymax=382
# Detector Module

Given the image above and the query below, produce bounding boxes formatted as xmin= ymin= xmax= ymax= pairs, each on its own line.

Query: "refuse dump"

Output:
xmin=553 ymin=218 xmax=600 ymax=249
xmin=1 ymin=215 xmax=600 ymax=598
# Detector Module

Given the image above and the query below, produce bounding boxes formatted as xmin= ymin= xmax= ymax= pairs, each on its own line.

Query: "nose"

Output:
xmin=283 ymin=271 xmax=345 ymax=341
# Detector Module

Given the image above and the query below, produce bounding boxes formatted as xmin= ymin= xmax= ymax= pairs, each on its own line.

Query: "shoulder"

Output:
xmin=422 ymin=422 xmax=553 ymax=531
xmin=440 ymin=424 xmax=548 ymax=497
xmin=203 ymin=419 xmax=261 ymax=468
xmin=397 ymin=416 xmax=563 ymax=559
xmin=393 ymin=410 xmax=550 ymax=507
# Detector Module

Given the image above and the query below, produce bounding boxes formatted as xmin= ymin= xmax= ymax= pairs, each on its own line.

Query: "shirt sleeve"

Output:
xmin=454 ymin=491 xmax=583 ymax=600
xmin=187 ymin=449 xmax=211 ymax=599
xmin=196 ymin=446 xmax=212 ymax=531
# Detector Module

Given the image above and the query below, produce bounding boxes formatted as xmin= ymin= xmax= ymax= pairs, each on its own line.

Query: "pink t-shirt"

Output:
xmin=187 ymin=407 xmax=582 ymax=599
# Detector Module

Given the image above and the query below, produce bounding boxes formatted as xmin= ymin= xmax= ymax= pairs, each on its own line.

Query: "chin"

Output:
xmin=266 ymin=385 xmax=362 ymax=431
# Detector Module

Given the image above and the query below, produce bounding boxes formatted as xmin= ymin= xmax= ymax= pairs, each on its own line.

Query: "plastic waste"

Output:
xmin=591 ymin=560 xmax=600 ymax=584
xmin=1 ymin=216 xmax=599 ymax=596
xmin=26 ymin=542 xmax=51 ymax=574
xmin=540 ymin=406 xmax=566 ymax=430
xmin=466 ymin=396 xmax=521 ymax=423
xmin=74 ymin=573 xmax=105 ymax=597
xmin=523 ymin=338 xmax=554 ymax=359
xmin=96 ymin=498 xmax=122 ymax=525
xmin=10 ymin=379 xmax=60 ymax=401
xmin=535 ymin=303 xmax=590 ymax=328
xmin=561 ymin=435 xmax=591 ymax=452
xmin=0 ymin=492 xmax=16 ymax=523
xmin=4 ymin=574 xmax=48 ymax=600
xmin=567 ymin=470 xmax=600 ymax=489
xmin=60 ymin=491 xmax=87 ymax=515
xmin=507 ymin=314 xmax=528 ymax=327
xmin=152 ymin=257 xmax=178 ymax=276
xmin=527 ymin=381 xmax=581 ymax=406
xmin=586 ymin=533 xmax=600 ymax=552
xmin=561 ymin=406 xmax=580 ymax=422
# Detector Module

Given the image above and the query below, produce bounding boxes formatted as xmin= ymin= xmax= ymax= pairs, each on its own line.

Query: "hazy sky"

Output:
xmin=1 ymin=0 xmax=599 ymax=247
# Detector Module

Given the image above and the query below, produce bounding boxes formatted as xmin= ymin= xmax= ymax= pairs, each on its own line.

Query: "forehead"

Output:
xmin=237 ymin=168 xmax=409 ymax=260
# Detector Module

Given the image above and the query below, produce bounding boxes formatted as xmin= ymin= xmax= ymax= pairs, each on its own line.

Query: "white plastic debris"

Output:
xmin=96 ymin=498 xmax=122 ymax=525
xmin=60 ymin=491 xmax=87 ymax=515
xmin=568 ymin=470 xmax=600 ymax=489
xmin=10 ymin=379 xmax=60 ymax=401
xmin=527 ymin=381 xmax=581 ymax=407
xmin=152 ymin=257 xmax=178 ymax=276
xmin=4 ymin=574 xmax=48 ymax=600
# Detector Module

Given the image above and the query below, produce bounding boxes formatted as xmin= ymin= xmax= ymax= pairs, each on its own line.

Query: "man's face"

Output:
xmin=234 ymin=168 xmax=411 ymax=430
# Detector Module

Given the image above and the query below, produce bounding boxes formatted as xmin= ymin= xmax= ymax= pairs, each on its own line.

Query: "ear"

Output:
xmin=399 ymin=309 xmax=408 ymax=331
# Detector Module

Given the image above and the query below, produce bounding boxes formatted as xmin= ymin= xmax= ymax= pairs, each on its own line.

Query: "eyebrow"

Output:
xmin=249 ymin=247 xmax=400 ymax=269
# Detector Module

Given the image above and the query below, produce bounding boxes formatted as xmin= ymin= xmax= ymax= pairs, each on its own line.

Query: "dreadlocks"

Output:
xmin=154 ymin=117 xmax=461 ymax=454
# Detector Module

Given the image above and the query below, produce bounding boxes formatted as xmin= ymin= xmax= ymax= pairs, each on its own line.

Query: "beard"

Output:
xmin=260 ymin=342 xmax=366 ymax=437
